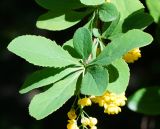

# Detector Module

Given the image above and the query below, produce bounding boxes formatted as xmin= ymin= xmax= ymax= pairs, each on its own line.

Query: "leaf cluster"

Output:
xmin=7 ymin=0 xmax=153 ymax=120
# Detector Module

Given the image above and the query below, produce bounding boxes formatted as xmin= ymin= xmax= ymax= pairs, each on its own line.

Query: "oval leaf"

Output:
xmin=7 ymin=35 xmax=80 ymax=67
xmin=29 ymin=70 xmax=82 ymax=120
xmin=91 ymin=29 xmax=153 ymax=66
xmin=123 ymin=12 xmax=153 ymax=32
xmin=73 ymin=27 xmax=92 ymax=60
xmin=128 ymin=86 xmax=160 ymax=115
xmin=81 ymin=65 xmax=109 ymax=96
xmin=20 ymin=67 xmax=83 ymax=94
xmin=37 ymin=9 xmax=93 ymax=31
xmin=146 ymin=0 xmax=160 ymax=23
xmin=102 ymin=13 xmax=120 ymax=39
xmin=98 ymin=3 xmax=119 ymax=22
xmin=63 ymin=39 xmax=81 ymax=59
xmin=110 ymin=0 xmax=144 ymax=36
xmin=106 ymin=59 xmax=130 ymax=94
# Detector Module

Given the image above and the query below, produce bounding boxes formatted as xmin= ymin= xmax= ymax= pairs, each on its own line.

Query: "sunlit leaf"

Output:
xmin=81 ymin=65 xmax=109 ymax=96
xmin=91 ymin=29 xmax=153 ymax=66
xmin=29 ymin=70 xmax=83 ymax=120
xmin=20 ymin=67 xmax=83 ymax=94
xmin=73 ymin=27 xmax=92 ymax=60
xmin=146 ymin=0 xmax=160 ymax=23
xmin=128 ymin=86 xmax=160 ymax=115
xmin=106 ymin=59 xmax=130 ymax=94
xmin=7 ymin=35 xmax=80 ymax=67
xmin=98 ymin=3 xmax=119 ymax=22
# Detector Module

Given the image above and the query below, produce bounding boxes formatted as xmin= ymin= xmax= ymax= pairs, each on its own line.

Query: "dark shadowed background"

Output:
xmin=0 ymin=0 xmax=160 ymax=129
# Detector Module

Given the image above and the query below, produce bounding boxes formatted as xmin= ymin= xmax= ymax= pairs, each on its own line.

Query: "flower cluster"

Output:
xmin=67 ymin=119 xmax=79 ymax=129
xmin=77 ymin=91 xmax=127 ymax=115
xmin=78 ymin=97 xmax=92 ymax=107
xmin=67 ymin=109 xmax=79 ymax=129
xmin=67 ymin=109 xmax=77 ymax=120
xmin=123 ymin=48 xmax=141 ymax=63
xmin=67 ymin=91 xmax=127 ymax=128
xmin=67 ymin=108 xmax=98 ymax=129
xmin=81 ymin=117 xmax=98 ymax=129
xmin=90 ymin=91 xmax=127 ymax=115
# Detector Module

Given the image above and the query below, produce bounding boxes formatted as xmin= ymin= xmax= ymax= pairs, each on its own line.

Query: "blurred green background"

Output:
xmin=0 ymin=0 xmax=160 ymax=129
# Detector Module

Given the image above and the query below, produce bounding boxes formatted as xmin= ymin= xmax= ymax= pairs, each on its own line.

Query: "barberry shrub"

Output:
xmin=7 ymin=0 xmax=154 ymax=128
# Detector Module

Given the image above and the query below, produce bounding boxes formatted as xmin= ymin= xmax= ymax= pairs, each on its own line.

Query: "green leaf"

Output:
xmin=7 ymin=35 xmax=80 ymax=67
xmin=63 ymin=39 xmax=81 ymax=59
xmin=83 ymin=13 xmax=95 ymax=29
xmin=37 ymin=9 xmax=93 ymax=31
xmin=127 ymin=86 xmax=160 ymax=115
xmin=91 ymin=29 xmax=153 ymax=66
xmin=110 ymin=0 xmax=144 ymax=36
xmin=63 ymin=39 xmax=74 ymax=48
xmin=80 ymin=0 xmax=105 ymax=6
xmin=146 ymin=0 xmax=160 ymax=23
xmin=98 ymin=3 xmax=119 ymax=22
xmin=81 ymin=65 xmax=109 ymax=96
xmin=123 ymin=11 xmax=153 ymax=32
xmin=29 ymin=70 xmax=82 ymax=120
xmin=111 ymin=0 xmax=144 ymax=19
xmin=35 ymin=0 xmax=84 ymax=11
xmin=102 ymin=13 xmax=120 ymax=38
xmin=73 ymin=27 xmax=92 ymax=60
xmin=20 ymin=67 xmax=83 ymax=94
xmin=103 ymin=11 xmax=153 ymax=39
xmin=106 ymin=59 xmax=130 ymax=94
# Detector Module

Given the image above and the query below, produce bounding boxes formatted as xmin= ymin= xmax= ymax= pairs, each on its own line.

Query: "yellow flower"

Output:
xmin=90 ymin=91 xmax=127 ymax=115
xmin=81 ymin=117 xmax=98 ymax=127
xmin=90 ymin=96 xmax=99 ymax=103
xmin=90 ymin=96 xmax=105 ymax=107
xmin=123 ymin=48 xmax=141 ymax=63
xmin=78 ymin=97 xmax=92 ymax=107
xmin=67 ymin=123 xmax=79 ymax=129
xmin=67 ymin=120 xmax=79 ymax=129
xmin=89 ymin=117 xmax=98 ymax=127
xmin=81 ymin=117 xmax=90 ymax=126
xmin=114 ymin=93 xmax=127 ymax=106
xmin=97 ymin=98 xmax=105 ymax=107
xmin=90 ymin=126 xmax=97 ymax=129
xmin=104 ymin=104 xmax=121 ymax=115
xmin=67 ymin=109 xmax=77 ymax=120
